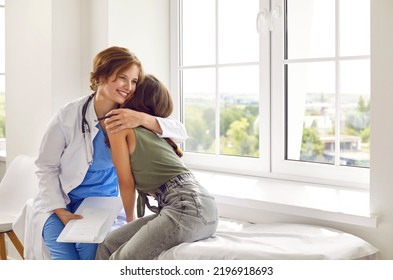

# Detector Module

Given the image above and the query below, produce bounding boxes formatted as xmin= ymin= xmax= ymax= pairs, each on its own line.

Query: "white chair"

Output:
xmin=0 ymin=154 xmax=38 ymax=260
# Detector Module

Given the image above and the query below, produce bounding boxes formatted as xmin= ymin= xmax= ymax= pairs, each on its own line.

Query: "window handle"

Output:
xmin=268 ymin=6 xmax=282 ymax=32
xmin=256 ymin=8 xmax=269 ymax=33
xmin=257 ymin=6 xmax=282 ymax=33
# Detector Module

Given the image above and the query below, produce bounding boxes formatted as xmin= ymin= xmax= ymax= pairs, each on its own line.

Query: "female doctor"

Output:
xmin=23 ymin=46 xmax=187 ymax=260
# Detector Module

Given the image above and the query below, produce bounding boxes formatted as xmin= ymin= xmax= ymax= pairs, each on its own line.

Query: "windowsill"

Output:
xmin=191 ymin=169 xmax=378 ymax=228
xmin=0 ymin=153 xmax=376 ymax=227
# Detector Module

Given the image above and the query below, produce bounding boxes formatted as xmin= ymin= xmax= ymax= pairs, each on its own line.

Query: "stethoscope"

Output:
xmin=81 ymin=92 xmax=96 ymax=165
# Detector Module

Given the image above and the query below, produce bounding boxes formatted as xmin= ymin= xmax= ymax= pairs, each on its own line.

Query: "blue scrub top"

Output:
xmin=68 ymin=124 xmax=118 ymax=212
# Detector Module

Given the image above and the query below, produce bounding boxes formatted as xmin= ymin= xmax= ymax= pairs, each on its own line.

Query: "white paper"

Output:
xmin=60 ymin=208 xmax=111 ymax=243
xmin=57 ymin=196 xmax=123 ymax=243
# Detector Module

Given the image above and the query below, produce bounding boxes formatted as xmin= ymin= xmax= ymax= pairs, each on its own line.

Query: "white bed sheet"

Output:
xmin=157 ymin=218 xmax=380 ymax=260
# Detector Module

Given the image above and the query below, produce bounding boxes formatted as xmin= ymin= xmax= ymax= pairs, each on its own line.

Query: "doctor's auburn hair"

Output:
xmin=123 ymin=74 xmax=183 ymax=157
xmin=89 ymin=46 xmax=145 ymax=92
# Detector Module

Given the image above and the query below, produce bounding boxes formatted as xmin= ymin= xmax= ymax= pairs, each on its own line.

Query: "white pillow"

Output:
xmin=157 ymin=218 xmax=380 ymax=260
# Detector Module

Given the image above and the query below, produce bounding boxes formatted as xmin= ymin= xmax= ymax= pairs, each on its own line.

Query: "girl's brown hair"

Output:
xmin=123 ymin=74 xmax=183 ymax=157
xmin=90 ymin=46 xmax=145 ymax=91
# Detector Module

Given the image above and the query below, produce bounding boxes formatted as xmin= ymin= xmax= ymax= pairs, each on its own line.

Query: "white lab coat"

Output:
xmin=14 ymin=94 xmax=188 ymax=259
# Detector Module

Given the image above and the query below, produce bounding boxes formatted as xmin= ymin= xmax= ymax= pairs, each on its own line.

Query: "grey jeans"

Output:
xmin=95 ymin=173 xmax=218 ymax=260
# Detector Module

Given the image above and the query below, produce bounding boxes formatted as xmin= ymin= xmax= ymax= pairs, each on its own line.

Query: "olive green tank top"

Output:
xmin=130 ymin=127 xmax=189 ymax=192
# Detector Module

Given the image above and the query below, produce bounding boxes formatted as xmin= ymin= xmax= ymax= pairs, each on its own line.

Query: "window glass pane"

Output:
xmin=287 ymin=0 xmax=335 ymax=59
xmin=219 ymin=65 xmax=259 ymax=157
xmin=286 ymin=62 xmax=335 ymax=164
xmin=218 ymin=0 xmax=259 ymax=64
xmin=0 ymin=7 xmax=4 ymax=73
xmin=181 ymin=0 xmax=215 ymax=66
xmin=339 ymin=0 xmax=370 ymax=56
xmin=339 ymin=60 xmax=370 ymax=167
xmin=182 ymin=68 xmax=216 ymax=154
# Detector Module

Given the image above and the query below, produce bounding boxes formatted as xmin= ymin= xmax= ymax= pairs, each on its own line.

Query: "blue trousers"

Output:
xmin=43 ymin=212 xmax=98 ymax=260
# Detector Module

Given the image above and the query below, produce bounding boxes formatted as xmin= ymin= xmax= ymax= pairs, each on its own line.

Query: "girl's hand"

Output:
xmin=54 ymin=208 xmax=83 ymax=225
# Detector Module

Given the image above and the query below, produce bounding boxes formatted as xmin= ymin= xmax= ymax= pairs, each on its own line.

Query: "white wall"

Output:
xmin=5 ymin=0 xmax=53 ymax=161
xmin=5 ymin=0 xmax=393 ymax=259
xmin=369 ymin=0 xmax=393 ymax=259
xmin=80 ymin=0 xmax=110 ymax=91
xmin=107 ymin=0 xmax=170 ymax=84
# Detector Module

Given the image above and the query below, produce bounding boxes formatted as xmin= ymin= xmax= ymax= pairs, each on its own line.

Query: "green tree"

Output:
xmin=220 ymin=117 xmax=259 ymax=156
xmin=185 ymin=104 xmax=215 ymax=152
xmin=360 ymin=127 xmax=370 ymax=145
xmin=345 ymin=97 xmax=370 ymax=132
xmin=185 ymin=103 xmax=259 ymax=156
xmin=0 ymin=115 xmax=5 ymax=137
xmin=220 ymin=104 xmax=258 ymax=135
xmin=220 ymin=106 xmax=244 ymax=136
xmin=300 ymin=126 xmax=324 ymax=160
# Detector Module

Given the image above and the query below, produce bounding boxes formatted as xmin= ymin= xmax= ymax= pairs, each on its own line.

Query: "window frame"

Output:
xmin=270 ymin=0 xmax=370 ymax=188
xmin=170 ymin=0 xmax=370 ymax=189
xmin=170 ymin=0 xmax=271 ymax=177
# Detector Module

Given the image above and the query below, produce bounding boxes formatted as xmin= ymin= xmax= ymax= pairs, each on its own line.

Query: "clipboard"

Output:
xmin=57 ymin=196 xmax=123 ymax=243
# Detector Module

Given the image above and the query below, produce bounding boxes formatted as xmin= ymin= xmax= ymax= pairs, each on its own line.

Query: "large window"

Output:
xmin=0 ymin=0 xmax=5 ymax=153
xmin=171 ymin=0 xmax=370 ymax=188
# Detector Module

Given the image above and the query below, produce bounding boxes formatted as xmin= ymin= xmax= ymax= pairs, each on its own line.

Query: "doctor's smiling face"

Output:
xmin=89 ymin=46 xmax=144 ymax=109
xmin=99 ymin=64 xmax=140 ymax=106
